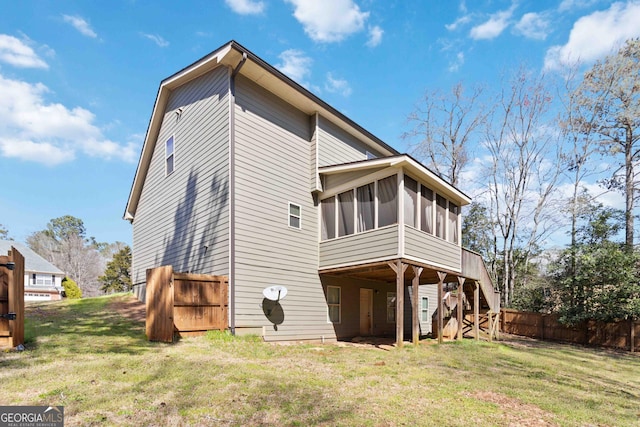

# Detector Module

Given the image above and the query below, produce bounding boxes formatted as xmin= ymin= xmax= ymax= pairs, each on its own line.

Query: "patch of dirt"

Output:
xmin=108 ymin=294 xmax=146 ymax=324
xmin=467 ymin=390 xmax=557 ymax=427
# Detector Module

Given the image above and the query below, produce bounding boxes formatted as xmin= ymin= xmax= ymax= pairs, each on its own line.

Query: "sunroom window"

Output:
xmin=321 ymin=197 xmax=336 ymax=240
xmin=436 ymin=194 xmax=447 ymax=239
xmin=404 ymin=175 xmax=418 ymax=228
xmin=421 ymin=186 xmax=433 ymax=233
xmin=449 ymin=202 xmax=459 ymax=244
xmin=378 ymin=175 xmax=397 ymax=227
xmin=357 ymin=183 xmax=375 ymax=232
xmin=321 ymin=174 xmax=397 ymax=240
xmin=338 ymin=190 xmax=355 ymax=237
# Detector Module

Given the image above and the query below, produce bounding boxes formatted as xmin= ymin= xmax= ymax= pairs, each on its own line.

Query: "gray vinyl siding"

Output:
xmin=321 ymin=167 xmax=388 ymax=193
xmin=321 ymin=276 xmax=396 ymax=339
xmin=132 ymin=66 xmax=231 ymax=299
xmin=317 ymin=116 xmax=383 ymax=167
xmin=319 ymin=225 xmax=399 ymax=269
xmin=404 ymin=225 xmax=461 ymax=272
xmin=233 ymin=75 xmax=335 ymax=340
xmin=405 ymin=284 xmax=438 ymax=337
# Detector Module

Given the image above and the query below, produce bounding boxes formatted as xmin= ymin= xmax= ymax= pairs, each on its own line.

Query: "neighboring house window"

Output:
xmin=165 ymin=136 xmax=175 ymax=175
xmin=321 ymin=197 xmax=336 ymax=240
xmin=327 ymin=286 xmax=341 ymax=323
xmin=32 ymin=274 xmax=36 ymax=285
xmin=289 ymin=203 xmax=302 ymax=229
xmin=404 ymin=175 xmax=418 ymax=228
xmin=448 ymin=203 xmax=459 ymax=244
xmin=387 ymin=292 xmax=396 ymax=323
xmin=421 ymin=297 xmax=429 ymax=322
xmin=436 ymin=194 xmax=447 ymax=239
xmin=35 ymin=275 xmax=52 ymax=285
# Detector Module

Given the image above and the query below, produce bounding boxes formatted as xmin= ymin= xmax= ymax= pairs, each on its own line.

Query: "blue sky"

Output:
xmin=1 ymin=0 xmax=638 ymax=246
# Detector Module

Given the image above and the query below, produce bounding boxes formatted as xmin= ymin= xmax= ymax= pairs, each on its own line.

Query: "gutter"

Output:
xmin=228 ymin=52 xmax=247 ymax=335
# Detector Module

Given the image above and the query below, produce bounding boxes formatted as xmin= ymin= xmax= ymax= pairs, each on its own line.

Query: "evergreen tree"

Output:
xmin=98 ymin=246 xmax=132 ymax=293
xmin=551 ymin=204 xmax=640 ymax=324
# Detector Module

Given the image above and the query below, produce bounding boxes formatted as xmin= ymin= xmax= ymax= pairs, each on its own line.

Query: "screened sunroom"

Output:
xmin=318 ymin=155 xmax=470 ymax=274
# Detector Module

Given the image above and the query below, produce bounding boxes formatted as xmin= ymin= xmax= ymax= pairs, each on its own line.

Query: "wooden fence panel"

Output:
xmin=8 ymin=248 xmax=24 ymax=347
xmin=502 ymin=309 xmax=639 ymax=352
xmin=146 ymin=267 xmax=228 ymax=342
xmin=0 ymin=257 xmax=9 ymax=345
xmin=0 ymin=247 xmax=25 ymax=349
xmin=146 ymin=266 xmax=174 ymax=342
xmin=173 ymin=274 xmax=228 ymax=332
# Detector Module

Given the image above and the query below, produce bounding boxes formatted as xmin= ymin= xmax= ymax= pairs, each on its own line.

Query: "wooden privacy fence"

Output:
xmin=0 ymin=246 xmax=25 ymax=349
xmin=502 ymin=309 xmax=639 ymax=352
xmin=145 ymin=266 xmax=228 ymax=342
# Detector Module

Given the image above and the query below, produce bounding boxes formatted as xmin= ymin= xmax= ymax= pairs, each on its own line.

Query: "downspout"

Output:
xmin=228 ymin=52 xmax=247 ymax=335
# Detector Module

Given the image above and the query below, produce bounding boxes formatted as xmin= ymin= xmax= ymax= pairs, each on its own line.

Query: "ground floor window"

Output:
xmin=327 ymin=286 xmax=341 ymax=323
xmin=387 ymin=292 xmax=396 ymax=323
xmin=421 ymin=297 xmax=429 ymax=322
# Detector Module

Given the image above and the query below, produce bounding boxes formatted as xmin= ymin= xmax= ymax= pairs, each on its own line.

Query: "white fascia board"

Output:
xmin=319 ymin=155 xmax=472 ymax=206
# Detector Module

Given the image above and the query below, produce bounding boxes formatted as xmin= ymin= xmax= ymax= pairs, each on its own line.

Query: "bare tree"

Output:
xmin=484 ymin=66 xmax=563 ymax=307
xmin=570 ymin=39 xmax=640 ymax=251
xmin=404 ymin=82 xmax=488 ymax=186
xmin=26 ymin=216 xmax=105 ymax=297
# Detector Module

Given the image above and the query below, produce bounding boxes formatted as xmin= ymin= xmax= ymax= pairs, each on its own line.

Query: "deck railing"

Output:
xmin=461 ymin=248 xmax=500 ymax=313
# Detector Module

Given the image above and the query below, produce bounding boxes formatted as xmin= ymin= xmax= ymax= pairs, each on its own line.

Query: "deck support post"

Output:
xmin=457 ymin=277 xmax=466 ymax=340
xmin=436 ymin=271 xmax=447 ymax=344
xmin=474 ymin=281 xmax=480 ymax=341
xmin=411 ymin=266 xmax=424 ymax=345
xmin=388 ymin=260 xmax=407 ymax=348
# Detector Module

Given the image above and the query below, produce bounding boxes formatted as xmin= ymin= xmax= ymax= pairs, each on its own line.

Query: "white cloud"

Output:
xmin=141 ymin=33 xmax=169 ymax=48
xmin=469 ymin=4 xmax=516 ymax=40
xmin=446 ymin=15 xmax=472 ymax=31
xmin=545 ymin=1 xmax=640 ymax=70
xmin=366 ymin=25 xmax=383 ymax=47
xmin=448 ymin=51 xmax=465 ymax=72
xmin=0 ymin=35 xmax=48 ymax=68
xmin=224 ymin=0 xmax=265 ymax=15
xmin=514 ymin=12 xmax=550 ymax=40
xmin=276 ymin=49 xmax=313 ymax=83
xmin=285 ymin=0 xmax=369 ymax=42
xmin=62 ymin=15 xmax=97 ymax=38
xmin=0 ymin=74 xmax=137 ymax=165
xmin=324 ymin=73 xmax=352 ymax=97
xmin=558 ymin=0 xmax=600 ymax=13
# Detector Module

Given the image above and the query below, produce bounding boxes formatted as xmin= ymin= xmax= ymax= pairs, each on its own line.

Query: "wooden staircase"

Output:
xmin=449 ymin=249 xmax=500 ymax=340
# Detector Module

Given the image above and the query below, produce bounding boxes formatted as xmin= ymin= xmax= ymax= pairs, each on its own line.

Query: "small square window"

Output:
xmin=289 ymin=203 xmax=301 ymax=229
xmin=165 ymin=136 xmax=175 ymax=175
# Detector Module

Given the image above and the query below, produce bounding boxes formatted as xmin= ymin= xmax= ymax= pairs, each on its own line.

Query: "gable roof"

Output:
xmin=0 ymin=240 xmax=64 ymax=275
xmin=319 ymin=154 xmax=472 ymax=206
xmin=124 ymin=40 xmax=399 ymax=221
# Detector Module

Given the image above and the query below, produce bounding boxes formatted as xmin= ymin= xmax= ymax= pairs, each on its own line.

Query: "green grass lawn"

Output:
xmin=1 ymin=294 xmax=638 ymax=426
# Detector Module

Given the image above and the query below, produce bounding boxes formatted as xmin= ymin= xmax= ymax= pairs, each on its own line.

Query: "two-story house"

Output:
xmin=0 ymin=241 xmax=65 ymax=302
xmin=124 ymin=40 xmax=498 ymax=345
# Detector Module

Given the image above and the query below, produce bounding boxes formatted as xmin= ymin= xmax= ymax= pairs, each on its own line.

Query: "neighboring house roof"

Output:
xmin=319 ymin=154 xmax=472 ymax=206
xmin=0 ymin=240 xmax=64 ymax=275
xmin=124 ymin=40 xmax=400 ymax=221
